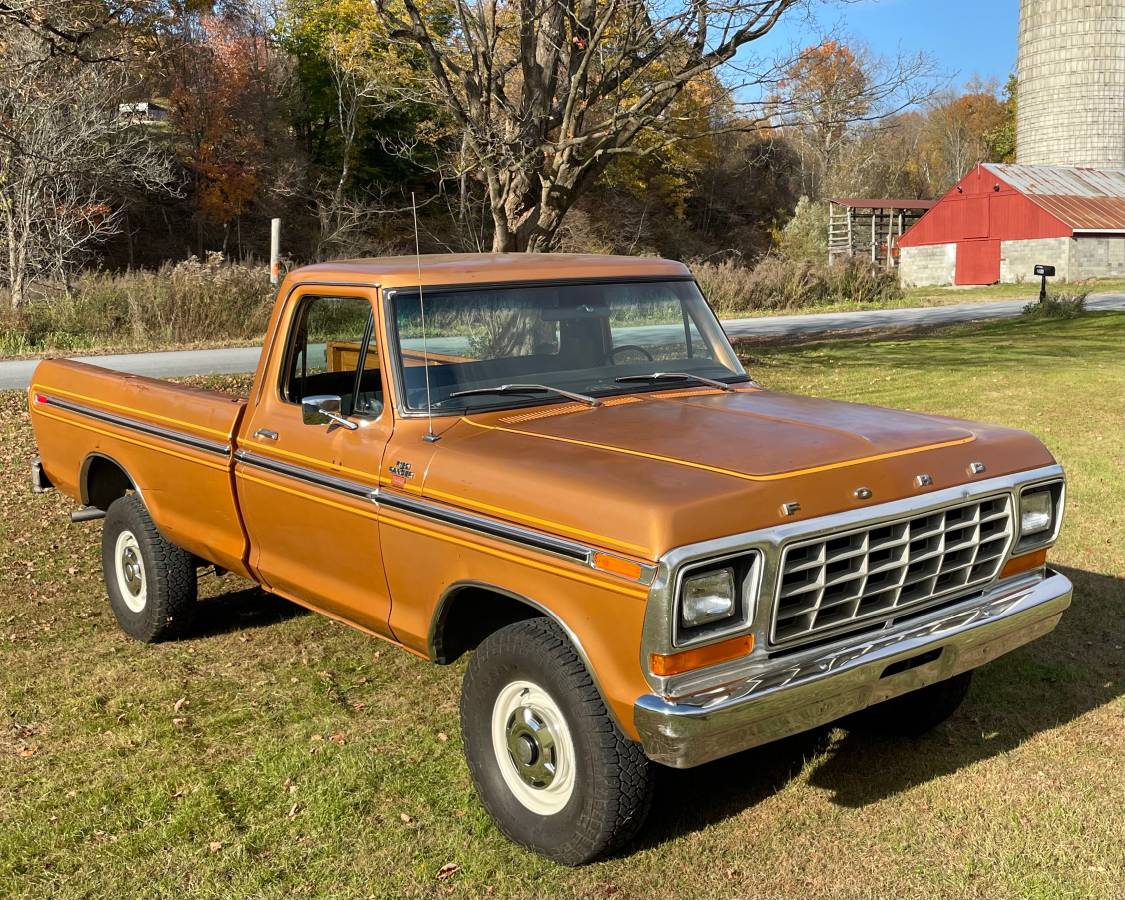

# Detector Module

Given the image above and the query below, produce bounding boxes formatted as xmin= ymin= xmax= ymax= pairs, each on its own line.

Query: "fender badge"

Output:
xmin=915 ymin=473 xmax=933 ymax=488
xmin=388 ymin=460 xmax=414 ymax=485
xmin=780 ymin=501 xmax=801 ymax=517
xmin=853 ymin=487 xmax=872 ymax=500
xmin=967 ymin=461 xmax=987 ymax=475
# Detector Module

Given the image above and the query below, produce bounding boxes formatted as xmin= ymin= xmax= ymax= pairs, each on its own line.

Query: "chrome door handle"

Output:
xmin=254 ymin=429 xmax=279 ymax=441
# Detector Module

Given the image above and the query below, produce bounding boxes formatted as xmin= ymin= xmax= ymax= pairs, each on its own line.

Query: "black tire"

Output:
xmin=460 ymin=617 xmax=654 ymax=865
xmin=847 ymin=671 xmax=973 ymax=737
xmin=101 ymin=494 xmax=197 ymax=642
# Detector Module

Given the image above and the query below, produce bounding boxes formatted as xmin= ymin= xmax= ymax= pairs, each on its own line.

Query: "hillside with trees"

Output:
xmin=0 ymin=0 xmax=1016 ymax=333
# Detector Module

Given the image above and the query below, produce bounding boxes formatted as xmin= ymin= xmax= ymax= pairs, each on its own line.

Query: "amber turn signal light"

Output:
xmin=650 ymin=633 xmax=754 ymax=677
xmin=1000 ymin=548 xmax=1048 ymax=579
xmin=592 ymin=552 xmax=644 ymax=581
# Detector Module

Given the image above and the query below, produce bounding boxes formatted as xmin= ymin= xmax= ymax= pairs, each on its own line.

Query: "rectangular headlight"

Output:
xmin=1020 ymin=489 xmax=1053 ymax=537
xmin=681 ymin=567 xmax=736 ymax=627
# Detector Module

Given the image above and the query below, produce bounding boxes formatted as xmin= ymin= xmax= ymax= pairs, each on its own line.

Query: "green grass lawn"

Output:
xmin=1 ymin=313 xmax=1121 ymax=899
xmin=902 ymin=278 xmax=1125 ymax=307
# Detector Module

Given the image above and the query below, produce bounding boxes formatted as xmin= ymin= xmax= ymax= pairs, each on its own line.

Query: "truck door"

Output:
xmin=235 ymin=286 xmax=394 ymax=635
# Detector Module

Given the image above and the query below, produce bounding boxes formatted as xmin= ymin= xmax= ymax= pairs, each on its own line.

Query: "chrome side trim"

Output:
xmin=38 ymin=394 xmax=231 ymax=456
xmin=234 ymin=449 xmax=656 ymax=581
xmin=377 ymin=487 xmax=593 ymax=565
xmin=641 ymin=463 xmax=1066 ymax=697
xmin=234 ymin=449 xmax=376 ymax=499
xmin=634 ymin=569 xmax=1072 ymax=768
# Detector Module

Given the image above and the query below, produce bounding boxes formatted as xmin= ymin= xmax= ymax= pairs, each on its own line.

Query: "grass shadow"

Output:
xmin=636 ymin=565 xmax=1122 ymax=848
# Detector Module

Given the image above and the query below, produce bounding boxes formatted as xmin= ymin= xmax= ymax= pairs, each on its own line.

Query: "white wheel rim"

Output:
xmin=114 ymin=530 xmax=147 ymax=613
xmin=490 ymin=679 xmax=576 ymax=816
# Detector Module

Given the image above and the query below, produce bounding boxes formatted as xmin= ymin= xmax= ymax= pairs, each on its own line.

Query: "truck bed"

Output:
xmin=29 ymin=359 xmax=251 ymax=576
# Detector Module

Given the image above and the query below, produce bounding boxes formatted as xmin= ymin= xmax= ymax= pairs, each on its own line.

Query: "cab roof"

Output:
xmin=286 ymin=253 xmax=691 ymax=291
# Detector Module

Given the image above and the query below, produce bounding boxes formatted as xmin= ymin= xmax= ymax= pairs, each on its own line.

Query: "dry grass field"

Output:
xmin=1 ymin=313 xmax=1121 ymax=899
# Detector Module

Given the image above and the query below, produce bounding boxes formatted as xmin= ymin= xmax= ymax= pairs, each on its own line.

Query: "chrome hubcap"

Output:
xmin=505 ymin=705 xmax=558 ymax=788
xmin=121 ymin=547 xmax=142 ymax=594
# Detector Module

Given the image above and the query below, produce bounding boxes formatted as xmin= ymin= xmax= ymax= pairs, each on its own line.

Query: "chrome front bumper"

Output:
xmin=634 ymin=570 xmax=1072 ymax=768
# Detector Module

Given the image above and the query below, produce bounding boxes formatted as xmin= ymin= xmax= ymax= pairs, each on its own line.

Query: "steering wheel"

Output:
xmin=607 ymin=344 xmax=655 ymax=364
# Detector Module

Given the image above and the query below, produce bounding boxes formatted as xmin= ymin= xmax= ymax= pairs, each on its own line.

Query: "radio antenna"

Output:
xmin=413 ymin=192 xmax=439 ymax=443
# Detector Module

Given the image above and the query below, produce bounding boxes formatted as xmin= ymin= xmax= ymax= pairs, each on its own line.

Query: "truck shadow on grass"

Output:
xmin=186 ymin=583 xmax=308 ymax=639
xmin=637 ymin=565 xmax=1122 ymax=848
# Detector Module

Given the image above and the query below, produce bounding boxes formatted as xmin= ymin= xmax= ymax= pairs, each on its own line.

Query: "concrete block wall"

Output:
xmin=1070 ymin=236 xmax=1125 ymax=278
xmin=1017 ymin=0 xmax=1125 ymax=166
xmin=999 ymin=236 xmax=1072 ymax=282
xmin=899 ymin=244 xmax=956 ymax=287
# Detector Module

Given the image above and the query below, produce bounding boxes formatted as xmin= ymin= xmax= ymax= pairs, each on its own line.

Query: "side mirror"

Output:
xmin=301 ymin=395 xmax=358 ymax=431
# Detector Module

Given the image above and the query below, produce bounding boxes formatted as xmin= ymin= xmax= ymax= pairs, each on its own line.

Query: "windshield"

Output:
xmin=388 ymin=279 xmax=747 ymax=414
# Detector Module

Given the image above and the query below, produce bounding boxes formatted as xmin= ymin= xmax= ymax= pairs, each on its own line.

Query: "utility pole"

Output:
xmin=270 ymin=218 xmax=281 ymax=286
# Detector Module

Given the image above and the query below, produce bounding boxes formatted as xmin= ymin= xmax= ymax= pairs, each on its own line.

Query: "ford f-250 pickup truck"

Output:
xmin=28 ymin=254 xmax=1071 ymax=865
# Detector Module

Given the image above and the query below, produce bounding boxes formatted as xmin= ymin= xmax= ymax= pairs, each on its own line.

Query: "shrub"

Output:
xmin=775 ymin=196 xmax=829 ymax=262
xmin=1022 ymin=291 xmax=1088 ymax=320
xmin=1 ymin=254 xmax=275 ymax=354
xmin=694 ymin=255 xmax=904 ymax=317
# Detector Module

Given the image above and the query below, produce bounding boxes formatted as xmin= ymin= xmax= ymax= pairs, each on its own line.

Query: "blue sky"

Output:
xmin=748 ymin=0 xmax=1019 ymax=91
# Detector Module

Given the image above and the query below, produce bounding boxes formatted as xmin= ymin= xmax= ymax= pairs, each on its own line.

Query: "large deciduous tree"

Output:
xmin=369 ymin=0 xmax=803 ymax=252
xmin=780 ymin=39 xmax=937 ymax=200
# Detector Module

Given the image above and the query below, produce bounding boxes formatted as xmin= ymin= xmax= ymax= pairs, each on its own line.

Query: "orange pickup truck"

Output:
xmin=28 ymin=254 xmax=1071 ymax=864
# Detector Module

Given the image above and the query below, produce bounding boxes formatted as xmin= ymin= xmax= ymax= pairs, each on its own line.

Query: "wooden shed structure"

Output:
xmin=828 ymin=198 xmax=936 ymax=268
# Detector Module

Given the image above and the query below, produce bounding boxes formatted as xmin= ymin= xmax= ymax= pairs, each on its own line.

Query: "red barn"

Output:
xmin=898 ymin=163 xmax=1125 ymax=286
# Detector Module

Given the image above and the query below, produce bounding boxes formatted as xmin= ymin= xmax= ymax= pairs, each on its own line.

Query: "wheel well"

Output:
xmin=81 ymin=455 xmax=135 ymax=510
xmin=431 ymin=585 xmax=544 ymax=664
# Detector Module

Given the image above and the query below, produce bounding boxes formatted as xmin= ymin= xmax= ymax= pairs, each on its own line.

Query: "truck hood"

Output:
xmin=419 ymin=387 xmax=1055 ymax=561
xmin=463 ymin=387 xmax=976 ymax=479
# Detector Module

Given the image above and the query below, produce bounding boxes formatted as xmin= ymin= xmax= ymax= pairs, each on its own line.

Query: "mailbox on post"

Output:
xmin=1034 ymin=264 xmax=1055 ymax=303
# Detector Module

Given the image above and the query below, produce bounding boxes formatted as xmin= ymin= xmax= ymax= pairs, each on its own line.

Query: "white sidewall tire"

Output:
xmin=101 ymin=494 xmax=197 ymax=643
xmin=460 ymin=617 xmax=654 ymax=865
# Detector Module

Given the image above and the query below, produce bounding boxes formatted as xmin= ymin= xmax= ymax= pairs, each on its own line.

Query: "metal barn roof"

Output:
xmin=983 ymin=163 xmax=1125 ymax=231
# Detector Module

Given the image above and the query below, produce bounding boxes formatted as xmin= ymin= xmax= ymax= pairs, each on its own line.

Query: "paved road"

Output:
xmin=3 ymin=292 xmax=1123 ymax=391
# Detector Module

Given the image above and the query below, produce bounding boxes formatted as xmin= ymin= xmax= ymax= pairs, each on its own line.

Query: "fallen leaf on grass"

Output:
xmin=399 ymin=813 xmax=412 ymax=823
xmin=208 ymin=841 xmax=223 ymax=853
xmin=173 ymin=697 xmax=189 ymax=713
xmin=172 ymin=717 xmax=187 ymax=727
xmin=287 ymin=802 xmax=301 ymax=819
xmin=17 ymin=745 xmax=37 ymax=758
xmin=435 ymin=863 xmax=459 ymax=880
xmin=437 ymin=732 xmax=448 ymax=742
xmin=329 ymin=732 xmax=345 ymax=746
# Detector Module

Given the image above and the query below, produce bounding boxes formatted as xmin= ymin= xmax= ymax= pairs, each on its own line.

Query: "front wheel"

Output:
xmin=460 ymin=617 xmax=654 ymax=865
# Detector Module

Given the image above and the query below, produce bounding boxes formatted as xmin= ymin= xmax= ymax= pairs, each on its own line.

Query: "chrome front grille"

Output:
xmin=771 ymin=494 xmax=1014 ymax=648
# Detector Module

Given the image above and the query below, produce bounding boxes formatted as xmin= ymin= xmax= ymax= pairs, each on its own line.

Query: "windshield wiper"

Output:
xmin=446 ymin=383 xmax=601 ymax=407
xmin=614 ymin=372 xmax=736 ymax=391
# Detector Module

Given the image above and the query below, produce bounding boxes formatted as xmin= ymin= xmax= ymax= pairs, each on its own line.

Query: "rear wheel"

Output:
xmin=848 ymin=671 xmax=973 ymax=737
xmin=101 ymin=494 xmax=197 ymax=642
xmin=460 ymin=617 xmax=654 ymax=865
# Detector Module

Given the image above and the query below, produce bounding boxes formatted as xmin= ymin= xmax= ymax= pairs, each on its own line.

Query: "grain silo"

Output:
xmin=1017 ymin=0 xmax=1125 ymax=167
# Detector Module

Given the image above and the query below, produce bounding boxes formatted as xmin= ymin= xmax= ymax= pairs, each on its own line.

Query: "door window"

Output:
xmin=282 ymin=296 xmax=383 ymax=417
